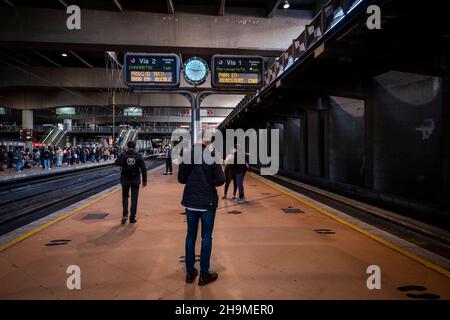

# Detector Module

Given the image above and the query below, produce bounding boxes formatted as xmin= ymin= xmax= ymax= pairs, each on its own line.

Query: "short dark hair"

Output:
xmin=127 ymin=141 xmax=136 ymax=149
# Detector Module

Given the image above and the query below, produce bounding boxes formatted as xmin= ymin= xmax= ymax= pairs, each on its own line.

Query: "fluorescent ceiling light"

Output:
xmin=283 ymin=0 xmax=290 ymax=9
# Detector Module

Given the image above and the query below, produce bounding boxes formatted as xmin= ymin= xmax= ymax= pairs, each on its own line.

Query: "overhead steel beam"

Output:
xmin=266 ymin=0 xmax=282 ymax=18
xmin=0 ymin=89 xmax=245 ymax=110
xmin=112 ymin=0 xmax=123 ymax=11
xmin=3 ymin=0 xmax=13 ymax=7
xmin=57 ymin=0 xmax=68 ymax=8
xmin=218 ymin=0 xmax=225 ymax=16
xmin=167 ymin=0 xmax=175 ymax=14
xmin=0 ymin=7 xmax=311 ymax=54
xmin=32 ymin=50 xmax=62 ymax=68
xmin=68 ymin=50 xmax=94 ymax=69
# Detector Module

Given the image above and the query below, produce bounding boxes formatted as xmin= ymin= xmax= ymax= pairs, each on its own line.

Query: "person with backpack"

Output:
xmin=115 ymin=140 xmax=147 ymax=224
xmin=178 ymin=135 xmax=225 ymax=286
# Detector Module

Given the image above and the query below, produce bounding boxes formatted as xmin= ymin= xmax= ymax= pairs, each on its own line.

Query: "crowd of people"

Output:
xmin=0 ymin=145 xmax=120 ymax=173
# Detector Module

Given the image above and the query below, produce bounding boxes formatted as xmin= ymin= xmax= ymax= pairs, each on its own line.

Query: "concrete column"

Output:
xmin=443 ymin=76 xmax=450 ymax=205
xmin=306 ymin=110 xmax=321 ymax=177
xmin=22 ymin=109 xmax=33 ymax=150
xmin=22 ymin=109 xmax=33 ymax=128
xmin=364 ymin=98 xmax=374 ymax=188
xmin=63 ymin=119 xmax=72 ymax=131
xmin=284 ymin=118 xmax=301 ymax=173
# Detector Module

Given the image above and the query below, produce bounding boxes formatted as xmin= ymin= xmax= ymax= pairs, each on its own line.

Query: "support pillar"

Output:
xmin=22 ymin=109 xmax=33 ymax=151
xmin=443 ymin=76 xmax=450 ymax=205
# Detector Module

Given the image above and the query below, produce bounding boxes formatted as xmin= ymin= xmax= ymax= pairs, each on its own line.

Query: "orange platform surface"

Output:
xmin=0 ymin=167 xmax=449 ymax=300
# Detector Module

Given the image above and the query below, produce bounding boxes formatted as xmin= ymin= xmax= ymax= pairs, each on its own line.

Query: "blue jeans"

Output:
xmin=43 ymin=159 xmax=50 ymax=170
xmin=185 ymin=208 xmax=216 ymax=275
xmin=236 ymin=172 xmax=246 ymax=199
xmin=16 ymin=160 xmax=24 ymax=172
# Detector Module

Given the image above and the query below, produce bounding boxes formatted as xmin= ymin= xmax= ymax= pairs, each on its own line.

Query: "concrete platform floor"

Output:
xmin=0 ymin=167 xmax=449 ymax=300
xmin=0 ymin=160 xmax=114 ymax=183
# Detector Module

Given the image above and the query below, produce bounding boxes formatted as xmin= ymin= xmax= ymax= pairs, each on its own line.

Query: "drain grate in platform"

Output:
xmin=282 ymin=206 xmax=304 ymax=214
xmin=397 ymin=285 xmax=440 ymax=300
xmin=228 ymin=210 xmax=242 ymax=215
xmin=314 ymin=229 xmax=336 ymax=235
xmin=398 ymin=285 xmax=427 ymax=292
xmin=46 ymin=239 xmax=71 ymax=246
xmin=82 ymin=213 xmax=109 ymax=220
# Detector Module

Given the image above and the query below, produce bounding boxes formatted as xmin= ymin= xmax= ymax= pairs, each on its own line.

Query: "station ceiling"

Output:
xmin=0 ymin=0 xmax=319 ymax=16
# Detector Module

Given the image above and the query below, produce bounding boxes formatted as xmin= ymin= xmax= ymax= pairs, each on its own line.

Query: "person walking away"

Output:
xmin=233 ymin=145 xmax=249 ymax=204
xmin=222 ymin=148 xmax=237 ymax=200
xmin=178 ymin=136 xmax=225 ymax=286
xmin=163 ymin=144 xmax=173 ymax=175
xmin=115 ymin=141 xmax=147 ymax=224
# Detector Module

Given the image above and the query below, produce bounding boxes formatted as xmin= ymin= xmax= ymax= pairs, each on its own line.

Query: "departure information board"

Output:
xmin=124 ymin=53 xmax=180 ymax=87
xmin=211 ymin=55 xmax=264 ymax=88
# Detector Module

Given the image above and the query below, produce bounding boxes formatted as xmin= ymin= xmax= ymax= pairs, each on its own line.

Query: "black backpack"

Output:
xmin=122 ymin=153 xmax=139 ymax=177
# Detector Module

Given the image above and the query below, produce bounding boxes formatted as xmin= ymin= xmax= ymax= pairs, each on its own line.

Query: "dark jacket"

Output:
xmin=233 ymin=152 xmax=249 ymax=174
xmin=115 ymin=149 xmax=147 ymax=186
xmin=178 ymin=144 xmax=225 ymax=210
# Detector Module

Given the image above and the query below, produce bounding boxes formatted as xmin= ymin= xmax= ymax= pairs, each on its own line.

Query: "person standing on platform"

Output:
xmin=178 ymin=135 xmax=225 ymax=286
xmin=0 ymin=146 xmax=5 ymax=171
xmin=222 ymin=148 xmax=237 ymax=200
xmin=56 ymin=147 xmax=63 ymax=167
xmin=7 ymin=147 xmax=14 ymax=169
xmin=115 ymin=140 xmax=147 ymax=224
xmin=233 ymin=144 xmax=249 ymax=204
xmin=163 ymin=144 xmax=173 ymax=175
xmin=14 ymin=147 xmax=24 ymax=173
xmin=42 ymin=147 xmax=51 ymax=170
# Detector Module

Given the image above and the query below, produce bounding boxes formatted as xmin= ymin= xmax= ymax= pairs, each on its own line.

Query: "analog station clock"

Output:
xmin=183 ymin=56 xmax=209 ymax=86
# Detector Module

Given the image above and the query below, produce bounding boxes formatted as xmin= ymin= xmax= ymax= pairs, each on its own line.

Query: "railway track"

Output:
xmin=0 ymin=158 xmax=164 ymax=236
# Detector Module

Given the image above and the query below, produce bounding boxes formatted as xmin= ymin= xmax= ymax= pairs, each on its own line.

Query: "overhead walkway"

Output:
xmin=0 ymin=165 xmax=448 ymax=299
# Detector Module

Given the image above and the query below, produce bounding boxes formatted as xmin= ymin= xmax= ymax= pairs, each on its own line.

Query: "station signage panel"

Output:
xmin=124 ymin=53 xmax=180 ymax=87
xmin=211 ymin=55 xmax=264 ymax=88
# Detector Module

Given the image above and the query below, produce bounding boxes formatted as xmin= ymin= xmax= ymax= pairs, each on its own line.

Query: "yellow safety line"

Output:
xmin=0 ymin=188 xmax=120 ymax=253
xmin=251 ymin=173 xmax=450 ymax=279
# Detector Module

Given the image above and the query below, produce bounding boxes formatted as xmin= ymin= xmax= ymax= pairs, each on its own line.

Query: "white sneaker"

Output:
xmin=237 ymin=198 xmax=247 ymax=204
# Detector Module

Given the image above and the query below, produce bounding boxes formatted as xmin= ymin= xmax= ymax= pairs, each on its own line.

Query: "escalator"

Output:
xmin=118 ymin=127 xmax=139 ymax=149
xmin=40 ymin=128 xmax=67 ymax=147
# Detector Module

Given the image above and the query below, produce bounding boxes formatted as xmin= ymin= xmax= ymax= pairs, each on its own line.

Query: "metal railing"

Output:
xmin=221 ymin=0 xmax=367 ymax=128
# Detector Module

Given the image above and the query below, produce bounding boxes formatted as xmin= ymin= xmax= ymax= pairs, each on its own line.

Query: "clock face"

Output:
xmin=183 ymin=57 xmax=209 ymax=86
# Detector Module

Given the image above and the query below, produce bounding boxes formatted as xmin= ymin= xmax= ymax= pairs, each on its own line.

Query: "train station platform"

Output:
xmin=0 ymin=166 xmax=449 ymax=300
xmin=0 ymin=160 xmax=115 ymax=184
